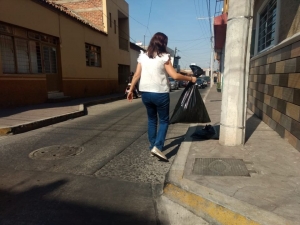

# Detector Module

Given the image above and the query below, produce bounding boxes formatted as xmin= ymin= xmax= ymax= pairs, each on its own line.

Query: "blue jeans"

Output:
xmin=141 ymin=92 xmax=170 ymax=151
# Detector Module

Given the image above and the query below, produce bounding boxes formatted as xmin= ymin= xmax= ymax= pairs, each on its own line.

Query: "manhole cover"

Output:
xmin=29 ymin=145 xmax=83 ymax=160
xmin=192 ymin=158 xmax=250 ymax=176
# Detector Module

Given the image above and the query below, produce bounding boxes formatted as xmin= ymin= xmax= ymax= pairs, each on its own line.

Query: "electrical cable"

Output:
xmin=194 ymin=0 xmax=210 ymax=35
xmin=144 ymin=0 xmax=153 ymax=36
xmin=67 ymin=0 xmax=213 ymax=66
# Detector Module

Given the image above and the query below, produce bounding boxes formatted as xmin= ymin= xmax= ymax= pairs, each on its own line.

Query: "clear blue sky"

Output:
xmin=125 ymin=0 xmax=222 ymax=70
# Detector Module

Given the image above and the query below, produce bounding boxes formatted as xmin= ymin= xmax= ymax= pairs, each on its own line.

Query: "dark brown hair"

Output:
xmin=147 ymin=32 xmax=168 ymax=58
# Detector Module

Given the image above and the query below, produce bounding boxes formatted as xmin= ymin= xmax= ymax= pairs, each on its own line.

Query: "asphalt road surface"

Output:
xmin=0 ymin=87 xmax=208 ymax=225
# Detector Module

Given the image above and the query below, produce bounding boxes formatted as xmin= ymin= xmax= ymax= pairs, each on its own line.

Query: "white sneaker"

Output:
xmin=150 ymin=147 xmax=168 ymax=161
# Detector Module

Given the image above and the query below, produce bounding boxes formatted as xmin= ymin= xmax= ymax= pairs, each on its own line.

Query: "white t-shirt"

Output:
xmin=137 ymin=50 xmax=170 ymax=93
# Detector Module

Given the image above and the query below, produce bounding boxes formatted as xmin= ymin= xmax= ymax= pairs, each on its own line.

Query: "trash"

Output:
xmin=169 ymin=82 xmax=211 ymax=124
xmin=191 ymin=124 xmax=220 ymax=140
xmin=190 ymin=65 xmax=204 ymax=77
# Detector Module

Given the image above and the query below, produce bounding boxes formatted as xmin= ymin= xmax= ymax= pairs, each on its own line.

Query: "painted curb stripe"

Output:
xmin=0 ymin=128 xmax=11 ymax=135
xmin=164 ymin=183 xmax=261 ymax=225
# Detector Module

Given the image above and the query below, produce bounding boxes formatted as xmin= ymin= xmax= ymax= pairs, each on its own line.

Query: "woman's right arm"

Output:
xmin=164 ymin=60 xmax=196 ymax=83
xmin=127 ymin=63 xmax=142 ymax=102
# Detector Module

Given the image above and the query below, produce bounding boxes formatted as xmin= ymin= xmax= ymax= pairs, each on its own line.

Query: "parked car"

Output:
xmin=196 ymin=78 xmax=205 ymax=89
xmin=178 ymin=80 xmax=185 ymax=88
xmin=168 ymin=77 xmax=179 ymax=90
xmin=201 ymin=76 xmax=211 ymax=86
xmin=181 ymin=80 xmax=189 ymax=87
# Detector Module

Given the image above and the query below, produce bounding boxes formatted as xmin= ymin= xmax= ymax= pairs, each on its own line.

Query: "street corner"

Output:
xmin=163 ymin=183 xmax=261 ymax=225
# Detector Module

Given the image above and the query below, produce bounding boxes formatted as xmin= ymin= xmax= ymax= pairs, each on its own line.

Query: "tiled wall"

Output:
xmin=248 ymin=40 xmax=300 ymax=152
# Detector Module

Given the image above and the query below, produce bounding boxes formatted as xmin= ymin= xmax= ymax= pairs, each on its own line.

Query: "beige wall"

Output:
xmin=0 ymin=0 xmax=60 ymax=36
xmin=0 ymin=0 xmax=130 ymax=107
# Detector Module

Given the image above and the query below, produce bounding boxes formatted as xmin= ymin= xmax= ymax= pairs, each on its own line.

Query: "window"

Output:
xmin=109 ymin=13 xmax=112 ymax=28
xmin=0 ymin=35 xmax=15 ymax=73
xmin=43 ymin=46 xmax=57 ymax=73
xmin=257 ymin=0 xmax=277 ymax=52
xmin=15 ymin=38 xmax=30 ymax=73
xmin=85 ymin=43 xmax=101 ymax=67
xmin=0 ymin=23 xmax=58 ymax=74
xmin=29 ymin=41 xmax=42 ymax=73
xmin=114 ymin=20 xmax=116 ymax=34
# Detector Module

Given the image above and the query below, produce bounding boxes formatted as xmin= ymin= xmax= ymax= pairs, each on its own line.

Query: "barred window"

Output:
xmin=257 ymin=0 xmax=277 ymax=52
xmin=15 ymin=38 xmax=30 ymax=73
xmin=85 ymin=43 xmax=101 ymax=67
xmin=0 ymin=23 xmax=58 ymax=74
xmin=0 ymin=35 xmax=15 ymax=73
xmin=29 ymin=41 xmax=42 ymax=73
xmin=43 ymin=46 xmax=57 ymax=73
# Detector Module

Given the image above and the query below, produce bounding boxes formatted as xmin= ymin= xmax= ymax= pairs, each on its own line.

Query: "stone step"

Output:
xmin=48 ymin=91 xmax=64 ymax=99
xmin=47 ymin=91 xmax=71 ymax=103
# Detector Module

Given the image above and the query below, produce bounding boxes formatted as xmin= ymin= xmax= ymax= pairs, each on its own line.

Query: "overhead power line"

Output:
xmin=145 ymin=0 xmax=153 ymax=36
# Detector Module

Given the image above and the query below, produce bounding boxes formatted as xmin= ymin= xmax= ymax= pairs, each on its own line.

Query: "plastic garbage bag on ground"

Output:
xmin=169 ymin=82 xmax=211 ymax=124
xmin=191 ymin=124 xmax=220 ymax=140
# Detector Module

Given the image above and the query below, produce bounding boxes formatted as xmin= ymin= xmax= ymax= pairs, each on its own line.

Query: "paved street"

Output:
xmin=0 ymin=88 xmax=209 ymax=225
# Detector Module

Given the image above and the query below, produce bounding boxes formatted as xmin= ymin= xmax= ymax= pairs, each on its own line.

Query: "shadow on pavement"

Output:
xmin=0 ymin=179 xmax=155 ymax=225
xmin=245 ymin=113 xmax=261 ymax=143
xmin=164 ymin=135 xmax=185 ymax=159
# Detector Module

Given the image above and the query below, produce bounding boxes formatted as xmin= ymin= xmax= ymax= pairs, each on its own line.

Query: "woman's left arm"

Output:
xmin=164 ymin=60 xmax=196 ymax=83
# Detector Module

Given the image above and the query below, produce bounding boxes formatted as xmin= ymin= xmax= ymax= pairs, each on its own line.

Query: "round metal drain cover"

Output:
xmin=29 ymin=145 xmax=83 ymax=160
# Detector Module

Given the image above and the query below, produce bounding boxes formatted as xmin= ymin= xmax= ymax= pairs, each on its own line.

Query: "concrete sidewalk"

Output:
xmin=164 ymin=86 xmax=300 ymax=225
xmin=0 ymin=93 xmax=124 ymax=135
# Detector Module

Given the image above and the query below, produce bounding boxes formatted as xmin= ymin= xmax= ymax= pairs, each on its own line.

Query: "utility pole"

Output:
xmin=197 ymin=17 xmax=214 ymax=87
xmin=173 ymin=47 xmax=180 ymax=71
xmin=219 ymin=0 xmax=254 ymax=146
xmin=210 ymin=17 xmax=214 ymax=88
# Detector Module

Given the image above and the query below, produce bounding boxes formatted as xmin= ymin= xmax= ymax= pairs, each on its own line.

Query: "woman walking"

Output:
xmin=127 ymin=32 xmax=196 ymax=161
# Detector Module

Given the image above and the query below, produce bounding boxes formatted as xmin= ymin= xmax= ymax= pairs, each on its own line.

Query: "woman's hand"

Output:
xmin=127 ymin=91 xmax=133 ymax=102
xmin=191 ymin=77 xmax=197 ymax=83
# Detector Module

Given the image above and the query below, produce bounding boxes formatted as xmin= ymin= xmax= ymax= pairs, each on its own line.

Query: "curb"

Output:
xmin=0 ymin=95 xmax=124 ymax=135
xmin=0 ymin=110 xmax=85 ymax=135
xmin=163 ymin=125 xmax=294 ymax=225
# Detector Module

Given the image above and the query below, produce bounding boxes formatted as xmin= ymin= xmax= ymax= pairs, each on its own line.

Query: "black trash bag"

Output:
xmin=190 ymin=65 xmax=204 ymax=77
xmin=169 ymin=82 xmax=211 ymax=124
xmin=191 ymin=124 xmax=220 ymax=140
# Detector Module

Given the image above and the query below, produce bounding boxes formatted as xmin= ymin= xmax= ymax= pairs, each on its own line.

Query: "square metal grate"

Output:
xmin=192 ymin=158 xmax=250 ymax=176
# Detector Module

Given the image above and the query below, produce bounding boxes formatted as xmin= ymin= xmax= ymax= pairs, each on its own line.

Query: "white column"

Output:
xmin=219 ymin=0 xmax=254 ymax=146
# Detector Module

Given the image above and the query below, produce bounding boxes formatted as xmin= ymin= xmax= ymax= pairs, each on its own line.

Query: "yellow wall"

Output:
xmin=0 ymin=0 xmax=130 ymax=107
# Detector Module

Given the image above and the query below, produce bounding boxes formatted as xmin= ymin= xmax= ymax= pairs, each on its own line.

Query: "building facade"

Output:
xmin=248 ymin=0 xmax=300 ymax=151
xmin=0 ymin=0 xmax=130 ymax=108
xmin=214 ymin=0 xmax=300 ymax=151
